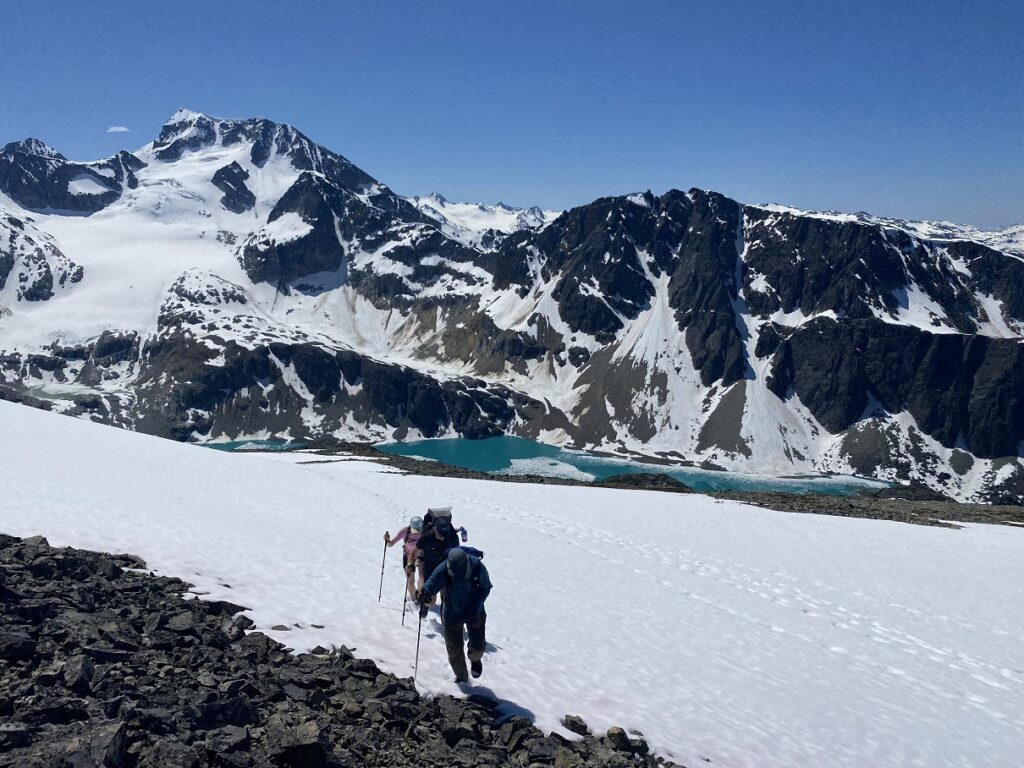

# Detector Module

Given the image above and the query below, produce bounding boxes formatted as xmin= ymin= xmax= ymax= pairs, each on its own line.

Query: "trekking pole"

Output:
xmin=401 ymin=572 xmax=409 ymax=626
xmin=414 ymin=610 xmax=424 ymax=681
xmin=377 ymin=541 xmax=387 ymax=603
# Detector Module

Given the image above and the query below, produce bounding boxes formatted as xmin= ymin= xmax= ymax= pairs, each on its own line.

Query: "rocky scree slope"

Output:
xmin=0 ymin=533 xmax=672 ymax=768
xmin=0 ymin=109 xmax=1022 ymax=503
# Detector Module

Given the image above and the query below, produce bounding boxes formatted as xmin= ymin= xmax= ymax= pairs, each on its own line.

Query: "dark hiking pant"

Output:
xmin=442 ymin=611 xmax=486 ymax=681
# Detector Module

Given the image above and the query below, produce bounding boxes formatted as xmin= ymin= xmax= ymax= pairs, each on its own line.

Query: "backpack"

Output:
xmin=451 ymin=549 xmax=485 ymax=589
xmin=424 ymin=507 xmax=455 ymax=538
xmin=424 ymin=506 xmax=452 ymax=527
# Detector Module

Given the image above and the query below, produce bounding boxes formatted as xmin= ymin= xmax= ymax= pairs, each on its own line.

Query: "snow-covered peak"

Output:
xmin=144 ymin=110 xmax=378 ymax=194
xmin=408 ymin=193 xmax=561 ymax=247
xmin=168 ymin=107 xmax=208 ymax=123
xmin=3 ymin=138 xmax=66 ymax=161
xmin=157 ymin=107 xmax=277 ymax=140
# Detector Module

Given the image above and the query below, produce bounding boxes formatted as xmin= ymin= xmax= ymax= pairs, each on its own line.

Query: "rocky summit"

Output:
xmin=0 ymin=109 xmax=1022 ymax=503
xmin=0 ymin=533 xmax=676 ymax=768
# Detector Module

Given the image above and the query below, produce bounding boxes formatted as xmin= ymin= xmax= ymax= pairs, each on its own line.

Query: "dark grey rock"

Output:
xmin=265 ymin=717 xmax=327 ymax=768
xmin=604 ymin=726 xmax=632 ymax=751
xmin=0 ymin=722 xmax=31 ymax=750
xmin=137 ymin=740 xmax=202 ymax=768
xmin=166 ymin=611 xmax=198 ymax=634
xmin=526 ymin=735 xmax=561 ymax=761
xmin=205 ymin=724 xmax=251 ymax=753
xmin=0 ymin=629 xmax=35 ymax=660
xmin=63 ymin=654 xmax=95 ymax=694
xmin=22 ymin=696 xmax=90 ymax=725
xmin=561 ymin=714 xmax=590 ymax=736
xmin=212 ymin=161 xmax=256 ymax=214
xmin=186 ymin=696 xmax=260 ymax=729
xmin=81 ymin=645 xmax=132 ymax=663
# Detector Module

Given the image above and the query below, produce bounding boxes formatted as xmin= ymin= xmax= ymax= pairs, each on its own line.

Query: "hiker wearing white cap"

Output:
xmin=384 ymin=516 xmax=425 ymax=601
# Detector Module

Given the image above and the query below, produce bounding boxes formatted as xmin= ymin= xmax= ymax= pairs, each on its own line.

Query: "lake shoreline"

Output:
xmin=292 ymin=439 xmax=1024 ymax=528
xmin=376 ymin=435 xmax=887 ymax=496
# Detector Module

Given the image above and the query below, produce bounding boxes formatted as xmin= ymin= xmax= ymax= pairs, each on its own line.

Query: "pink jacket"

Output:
xmin=392 ymin=526 xmax=421 ymax=556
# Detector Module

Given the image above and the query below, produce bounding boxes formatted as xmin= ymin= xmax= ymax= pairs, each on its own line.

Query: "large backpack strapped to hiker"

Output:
xmin=423 ymin=505 xmax=471 ymax=548
xmin=424 ymin=507 xmax=452 ymax=527
xmin=425 ymin=506 xmax=457 ymax=540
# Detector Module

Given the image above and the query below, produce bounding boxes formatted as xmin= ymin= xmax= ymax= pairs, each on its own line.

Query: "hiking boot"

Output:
xmin=471 ymin=659 xmax=483 ymax=678
xmin=453 ymin=675 xmax=468 ymax=684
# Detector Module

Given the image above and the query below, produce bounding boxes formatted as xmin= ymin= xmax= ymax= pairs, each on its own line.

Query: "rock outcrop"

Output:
xmin=0 ymin=533 xmax=679 ymax=767
xmin=211 ymin=162 xmax=255 ymax=214
xmin=0 ymin=212 xmax=83 ymax=302
xmin=0 ymin=139 xmax=143 ymax=213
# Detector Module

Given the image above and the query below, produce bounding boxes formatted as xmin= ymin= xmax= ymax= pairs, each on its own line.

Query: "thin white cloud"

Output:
xmin=106 ymin=125 xmax=131 ymax=134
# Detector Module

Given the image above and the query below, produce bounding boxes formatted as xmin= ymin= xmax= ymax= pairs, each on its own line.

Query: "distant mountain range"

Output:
xmin=407 ymin=193 xmax=560 ymax=249
xmin=1 ymin=108 xmax=1022 ymax=503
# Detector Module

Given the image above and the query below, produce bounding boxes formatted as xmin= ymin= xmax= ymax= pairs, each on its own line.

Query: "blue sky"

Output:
xmin=2 ymin=0 xmax=1021 ymax=227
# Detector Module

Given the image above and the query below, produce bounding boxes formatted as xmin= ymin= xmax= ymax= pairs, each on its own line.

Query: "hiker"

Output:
xmin=418 ymin=547 xmax=492 ymax=683
xmin=423 ymin=506 xmax=468 ymax=542
xmin=384 ymin=516 xmax=424 ymax=601
xmin=411 ymin=508 xmax=461 ymax=606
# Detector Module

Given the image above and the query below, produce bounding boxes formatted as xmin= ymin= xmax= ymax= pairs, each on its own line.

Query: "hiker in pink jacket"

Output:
xmin=384 ymin=516 xmax=424 ymax=601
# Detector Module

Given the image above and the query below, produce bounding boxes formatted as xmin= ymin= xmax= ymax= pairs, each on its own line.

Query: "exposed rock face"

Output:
xmin=105 ymin=270 xmax=567 ymax=443
xmin=488 ymin=190 xmax=747 ymax=381
xmin=0 ymin=212 xmax=83 ymax=302
xmin=236 ymin=166 xmax=465 ymax=294
xmin=211 ymin=161 xmax=255 ymax=214
xmin=239 ymin=173 xmax=353 ymax=285
xmin=767 ymin=318 xmax=1024 ymax=458
xmin=0 ymin=140 xmax=143 ymax=213
xmin=0 ymin=110 xmax=1021 ymax=503
xmin=742 ymin=208 xmax=1024 ymax=333
xmin=131 ymin=330 xmax=563 ymax=443
xmin=0 ymin=534 xmax=679 ymax=768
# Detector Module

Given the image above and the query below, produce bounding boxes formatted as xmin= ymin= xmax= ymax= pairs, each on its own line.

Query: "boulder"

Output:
xmin=561 ymin=714 xmax=590 ymax=736
xmin=63 ymin=654 xmax=95 ymax=694
xmin=0 ymin=629 xmax=35 ymax=660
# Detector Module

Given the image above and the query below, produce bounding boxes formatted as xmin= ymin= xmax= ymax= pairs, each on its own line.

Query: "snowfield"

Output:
xmin=2 ymin=401 xmax=1023 ymax=768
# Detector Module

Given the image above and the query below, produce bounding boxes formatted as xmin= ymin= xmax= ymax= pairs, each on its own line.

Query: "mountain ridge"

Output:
xmin=1 ymin=109 xmax=1022 ymax=503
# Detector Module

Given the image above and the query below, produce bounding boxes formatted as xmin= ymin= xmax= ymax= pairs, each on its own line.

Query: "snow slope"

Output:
xmin=2 ymin=401 xmax=1023 ymax=768
xmin=0 ymin=132 xmax=296 ymax=344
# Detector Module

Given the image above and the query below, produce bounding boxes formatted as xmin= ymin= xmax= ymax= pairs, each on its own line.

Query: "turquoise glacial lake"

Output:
xmin=378 ymin=436 xmax=886 ymax=496
xmin=206 ymin=439 xmax=305 ymax=452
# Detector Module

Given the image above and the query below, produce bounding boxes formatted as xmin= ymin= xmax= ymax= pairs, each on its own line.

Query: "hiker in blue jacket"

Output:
xmin=418 ymin=547 xmax=492 ymax=683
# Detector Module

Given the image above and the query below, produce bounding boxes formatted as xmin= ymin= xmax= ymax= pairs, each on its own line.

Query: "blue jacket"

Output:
xmin=422 ymin=552 xmax=491 ymax=625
